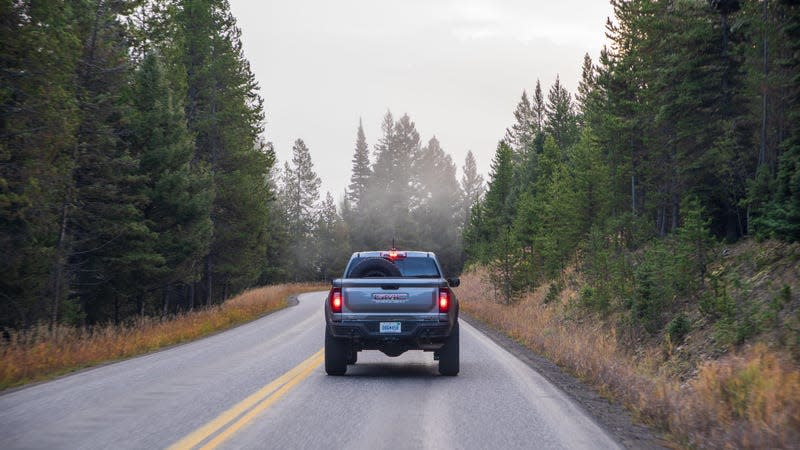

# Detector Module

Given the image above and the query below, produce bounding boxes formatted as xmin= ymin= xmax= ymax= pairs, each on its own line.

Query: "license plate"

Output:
xmin=379 ymin=322 xmax=401 ymax=333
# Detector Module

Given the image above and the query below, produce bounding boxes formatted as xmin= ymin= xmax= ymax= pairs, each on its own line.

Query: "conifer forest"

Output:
xmin=2 ymin=0 xmax=800 ymax=333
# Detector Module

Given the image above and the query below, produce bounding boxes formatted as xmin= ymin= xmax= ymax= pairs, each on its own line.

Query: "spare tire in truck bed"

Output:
xmin=348 ymin=257 xmax=402 ymax=278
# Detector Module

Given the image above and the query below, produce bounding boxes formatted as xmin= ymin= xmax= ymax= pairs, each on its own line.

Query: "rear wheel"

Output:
xmin=325 ymin=328 xmax=347 ymax=376
xmin=438 ymin=322 xmax=459 ymax=376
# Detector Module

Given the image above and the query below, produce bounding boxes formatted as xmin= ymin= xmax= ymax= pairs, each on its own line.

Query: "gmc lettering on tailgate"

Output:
xmin=372 ymin=293 xmax=409 ymax=301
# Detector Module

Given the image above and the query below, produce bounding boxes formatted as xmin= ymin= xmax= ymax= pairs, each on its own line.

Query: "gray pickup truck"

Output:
xmin=324 ymin=250 xmax=460 ymax=376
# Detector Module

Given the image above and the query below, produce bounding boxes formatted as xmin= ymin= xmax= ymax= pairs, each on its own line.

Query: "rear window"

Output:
xmin=346 ymin=256 xmax=440 ymax=278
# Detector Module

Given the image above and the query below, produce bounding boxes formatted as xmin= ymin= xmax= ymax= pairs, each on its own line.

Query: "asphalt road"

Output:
xmin=0 ymin=292 xmax=621 ymax=450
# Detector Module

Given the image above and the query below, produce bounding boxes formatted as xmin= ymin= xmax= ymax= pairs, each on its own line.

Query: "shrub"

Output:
xmin=667 ymin=313 xmax=691 ymax=344
xmin=544 ymin=279 xmax=563 ymax=304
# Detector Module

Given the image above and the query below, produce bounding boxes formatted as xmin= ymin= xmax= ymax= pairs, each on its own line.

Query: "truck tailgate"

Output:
xmin=338 ymin=278 xmax=443 ymax=313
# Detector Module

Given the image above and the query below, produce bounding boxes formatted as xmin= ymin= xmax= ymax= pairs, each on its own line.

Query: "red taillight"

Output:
xmin=329 ymin=287 xmax=342 ymax=313
xmin=439 ymin=288 xmax=450 ymax=313
xmin=380 ymin=250 xmax=407 ymax=261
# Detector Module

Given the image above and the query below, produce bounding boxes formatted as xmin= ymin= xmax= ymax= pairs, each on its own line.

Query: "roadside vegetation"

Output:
xmin=0 ymin=284 xmax=323 ymax=391
xmin=458 ymin=1 xmax=800 ymax=447
xmin=461 ymin=239 xmax=800 ymax=448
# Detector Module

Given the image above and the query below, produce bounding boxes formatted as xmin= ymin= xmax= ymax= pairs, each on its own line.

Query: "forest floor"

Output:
xmin=0 ymin=283 xmax=325 ymax=391
xmin=460 ymin=239 xmax=800 ymax=449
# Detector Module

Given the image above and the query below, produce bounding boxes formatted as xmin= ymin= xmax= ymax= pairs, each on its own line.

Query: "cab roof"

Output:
xmin=351 ymin=250 xmax=436 ymax=259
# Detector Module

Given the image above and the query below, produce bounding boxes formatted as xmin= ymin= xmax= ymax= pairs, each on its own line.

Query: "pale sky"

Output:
xmin=228 ymin=0 xmax=615 ymax=201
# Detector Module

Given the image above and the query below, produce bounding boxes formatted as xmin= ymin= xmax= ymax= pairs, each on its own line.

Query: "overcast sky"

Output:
xmin=228 ymin=0 xmax=615 ymax=201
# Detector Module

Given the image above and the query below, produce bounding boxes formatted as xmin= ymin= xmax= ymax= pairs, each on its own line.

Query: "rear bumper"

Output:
xmin=329 ymin=320 xmax=453 ymax=345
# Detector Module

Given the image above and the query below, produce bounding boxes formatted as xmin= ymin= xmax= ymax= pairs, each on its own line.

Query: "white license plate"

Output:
xmin=379 ymin=322 xmax=401 ymax=333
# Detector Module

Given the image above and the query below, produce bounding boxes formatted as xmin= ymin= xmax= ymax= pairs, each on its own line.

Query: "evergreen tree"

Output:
xmin=533 ymin=79 xmax=546 ymax=133
xmin=365 ymin=111 xmax=419 ymax=247
xmin=129 ymin=52 xmax=213 ymax=314
xmin=66 ymin=0 xmax=154 ymax=323
xmin=260 ymin=154 xmax=292 ymax=283
xmin=483 ymin=141 xmax=516 ymax=232
xmin=460 ymin=150 xmax=485 ymax=228
xmin=347 ymin=118 xmax=371 ymax=211
xmin=281 ymin=138 xmax=321 ymax=233
xmin=315 ymin=192 xmax=349 ymax=280
xmin=544 ymin=75 xmax=578 ymax=152
xmin=280 ymin=138 xmax=321 ymax=279
xmin=413 ymin=136 xmax=462 ymax=273
xmin=504 ymin=90 xmax=537 ymax=155
xmin=177 ymin=0 xmax=273 ymax=302
xmin=464 ymin=142 xmax=515 ymax=262
xmin=575 ymin=53 xmax=596 ymax=123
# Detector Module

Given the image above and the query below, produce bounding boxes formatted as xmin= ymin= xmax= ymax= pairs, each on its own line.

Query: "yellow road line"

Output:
xmin=168 ymin=349 xmax=324 ymax=450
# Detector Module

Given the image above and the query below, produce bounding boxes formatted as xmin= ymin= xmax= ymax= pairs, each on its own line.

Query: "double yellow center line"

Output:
xmin=168 ymin=349 xmax=324 ymax=450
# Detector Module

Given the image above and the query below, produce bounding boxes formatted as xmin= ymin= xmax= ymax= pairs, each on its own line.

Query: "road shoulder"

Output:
xmin=461 ymin=312 xmax=669 ymax=450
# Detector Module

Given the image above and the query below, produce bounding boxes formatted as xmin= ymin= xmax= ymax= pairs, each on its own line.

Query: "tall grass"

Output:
xmin=459 ymin=268 xmax=800 ymax=448
xmin=0 ymin=283 xmax=324 ymax=390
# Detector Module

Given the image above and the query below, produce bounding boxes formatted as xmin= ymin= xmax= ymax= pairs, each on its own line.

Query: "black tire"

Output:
xmin=325 ymin=328 xmax=347 ymax=376
xmin=349 ymin=257 xmax=402 ymax=278
xmin=438 ymin=322 xmax=459 ymax=376
xmin=346 ymin=349 xmax=358 ymax=365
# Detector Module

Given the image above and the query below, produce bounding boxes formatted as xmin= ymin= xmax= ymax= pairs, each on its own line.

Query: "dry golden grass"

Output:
xmin=459 ymin=268 xmax=800 ymax=449
xmin=671 ymin=345 xmax=800 ymax=448
xmin=0 ymin=283 xmax=325 ymax=390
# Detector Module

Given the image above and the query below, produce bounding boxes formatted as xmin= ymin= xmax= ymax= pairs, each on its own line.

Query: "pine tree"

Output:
xmin=544 ymin=75 xmax=578 ymax=152
xmin=505 ymin=90 xmax=541 ymax=209
xmin=66 ymin=0 xmax=155 ymax=324
xmin=504 ymin=90 xmax=537 ymax=155
xmin=281 ymin=138 xmax=321 ymax=234
xmin=575 ymin=53 xmax=596 ymax=124
xmin=413 ymin=136 xmax=462 ymax=273
xmin=533 ymin=80 xmax=546 ymax=134
xmin=177 ymin=0 xmax=273 ymax=302
xmin=465 ymin=141 xmax=515 ymax=263
xmin=366 ymin=112 xmax=419 ymax=247
xmin=347 ymin=118 xmax=371 ymax=211
xmin=280 ymin=138 xmax=322 ymax=279
xmin=315 ymin=192 xmax=349 ymax=280
xmin=460 ymin=150 xmax=485 ymax=226
xmin=370 ymin=110 xmax=395 ymax=191
xmin=129 ymin=52 xmax=213 ymax=314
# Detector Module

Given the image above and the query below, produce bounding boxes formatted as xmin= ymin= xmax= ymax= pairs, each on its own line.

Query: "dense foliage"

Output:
xmin=464 ymin=0 xmax=800 ymax=315
xmin=1 ymin=0 xmax=275 ymax=327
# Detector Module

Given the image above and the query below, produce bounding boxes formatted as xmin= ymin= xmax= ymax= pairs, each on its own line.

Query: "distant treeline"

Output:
xmin=464 ymin=0 xmax=800 ymax=306
xmin=273 ymin=112 xmax=483 ymax=283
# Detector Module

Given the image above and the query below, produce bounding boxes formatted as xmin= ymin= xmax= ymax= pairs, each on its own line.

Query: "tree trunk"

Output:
xmin=50 ymin=200 xmax=70 ymax=327
xmin=205 ymin=256 xmax=212 ymax=305
xmin=672 ymin=193 xmax=679 ymax=234
xmin=189 ymin=282 xmax=195 ymax=311
xmin=162 ymin=284 xmax=169 ymax=315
